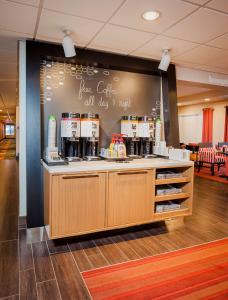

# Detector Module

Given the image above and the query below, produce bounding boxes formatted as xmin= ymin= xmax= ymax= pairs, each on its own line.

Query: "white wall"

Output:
xmin=178 ymin=113 xmax=202 ymax=144
xmin=19 ymin=41 xmax=27 ymax=217
xmin=178 ymin=100 xmax=228 ymax=145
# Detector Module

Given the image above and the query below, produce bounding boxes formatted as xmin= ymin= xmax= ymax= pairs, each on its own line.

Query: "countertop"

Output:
xmin=43 ymin=158 xmax=193 ymax=174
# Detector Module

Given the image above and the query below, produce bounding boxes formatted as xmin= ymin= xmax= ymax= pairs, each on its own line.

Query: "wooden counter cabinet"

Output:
xmin=44 ymin=170 xmax=106 ymax=238
xmin=44 ymin=162 xmax=194 ymax=239
xmin=107 ymin=169 xmax=155 ymax=227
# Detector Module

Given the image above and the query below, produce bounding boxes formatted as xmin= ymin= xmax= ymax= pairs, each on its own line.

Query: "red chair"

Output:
xmin=197 ymin=148 xmax=226 ymax=176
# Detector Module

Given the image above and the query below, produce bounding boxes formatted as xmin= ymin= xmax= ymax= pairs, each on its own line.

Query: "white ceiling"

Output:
xmin=177 ymin=80 xmax=228 ymax=106
xmin=0 ymin=0 xmax=228 ymax=120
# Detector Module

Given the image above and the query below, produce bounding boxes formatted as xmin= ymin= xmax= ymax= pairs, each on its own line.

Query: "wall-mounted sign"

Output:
xmin=40 ymin=60 xmax=161 ymax=148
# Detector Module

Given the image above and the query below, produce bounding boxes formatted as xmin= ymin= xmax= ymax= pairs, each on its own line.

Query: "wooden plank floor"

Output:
xmin=0 ymin=160 xmax=19 ymax=299
xmin=0 ymin=139 xmax=16 ymax=160
xmin=0 ymin=160 xmax=228 ymax=299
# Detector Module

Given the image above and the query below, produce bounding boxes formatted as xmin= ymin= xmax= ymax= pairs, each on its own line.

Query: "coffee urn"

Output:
xmin=81 ymin=113 xmax=100 ymax=160
xmin=61 ymin=112 xmax=81 ymax=161
xmin=138 ymin=116 xmax=155 ymax=158
xmin=121 ymin=115 xmax=140 ymax=158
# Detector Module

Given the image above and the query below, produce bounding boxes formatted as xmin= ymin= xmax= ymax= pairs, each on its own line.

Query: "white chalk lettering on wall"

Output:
xmin=79 ymin=79 xmax=92 ymax=100
xmin=119 ymin=97 xmax=131 ymax=111
xmin=84 ymin=95 xmax=95 ymax=107
xmin=97 ymin=81 xmax=118 ymax=98
xmin=98 ymin=97 xmax=109 ymax=110
xmin=40 ymin=60 xmax=161 ymax=117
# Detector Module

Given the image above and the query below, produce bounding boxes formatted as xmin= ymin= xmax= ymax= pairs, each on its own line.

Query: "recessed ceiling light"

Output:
xmin=0 ymin=109 xmax=2 ymax=112
xmin=177 ymin=103 xmax=182 ymax=106
xmin=142 ymin=10 xmax=160 ymax=21
xmin=205 ymin=98 xmax=210 ymax=102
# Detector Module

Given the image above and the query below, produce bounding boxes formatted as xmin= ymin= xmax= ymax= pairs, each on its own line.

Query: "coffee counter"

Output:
xmin=43 ymin=158 xmax=193 ymax=174
xmin=43 ymin=159 xmax=194 ymax=239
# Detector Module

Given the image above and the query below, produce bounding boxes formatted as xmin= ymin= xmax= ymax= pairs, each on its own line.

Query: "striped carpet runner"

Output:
xmin=82 ymin=238 xmax=228 ymax=300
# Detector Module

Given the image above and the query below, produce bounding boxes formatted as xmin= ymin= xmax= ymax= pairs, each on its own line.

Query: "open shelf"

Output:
xmin=155 ymin=177 xmax=191 ymax=185
xmin=154 ymin=207 xmax=190 ymax=221
xmin=155 ymin=192 xmax=191 ymax=202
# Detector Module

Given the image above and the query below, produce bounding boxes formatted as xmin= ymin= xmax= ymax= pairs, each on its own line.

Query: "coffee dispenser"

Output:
xmin=121 ymin=116 xmax=140 ymax=158
xmin=81 ymin=113 xmax=100 ymax=160
xmin=138 ymin=116 xmax=155 ymax=158
xmin=61 ymin=112 xmax=81 ymax=161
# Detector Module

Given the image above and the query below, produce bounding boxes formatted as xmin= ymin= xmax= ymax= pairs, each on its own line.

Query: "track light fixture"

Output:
xmin=62 ymin=30 xmax=76 ymax=58
xmin=158 ymin=49 xmax=171 ymax=71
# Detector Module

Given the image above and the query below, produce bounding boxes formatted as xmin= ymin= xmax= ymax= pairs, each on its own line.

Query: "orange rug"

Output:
xmin=195 ymin=168 xmax=228 ymax=184
xmin=82 ymin=238 xmax=228 ymax=300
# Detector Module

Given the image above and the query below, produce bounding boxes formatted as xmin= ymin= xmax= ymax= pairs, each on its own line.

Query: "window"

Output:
xmin=5 ymin=124 xmax=15 ymax=136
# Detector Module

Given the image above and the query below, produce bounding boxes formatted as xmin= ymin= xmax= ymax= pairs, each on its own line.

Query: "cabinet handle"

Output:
xmin=62 ymin=174 xmax=99 ymax=179
xmin=117 ymin=171 xmax=148 ymax=175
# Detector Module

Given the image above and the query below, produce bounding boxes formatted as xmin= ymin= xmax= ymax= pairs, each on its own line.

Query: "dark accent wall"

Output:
xmin=40 ymin=61 xmax=161 ymax=150
xmin=26 ymin=40 xmax=179 ymax=228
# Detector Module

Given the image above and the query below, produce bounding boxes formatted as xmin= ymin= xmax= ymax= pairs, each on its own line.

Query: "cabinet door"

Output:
xmin=107 ymin=169 xmax=154 ymax=227
xmin=51 ymin=172 xmax=106 ymax=237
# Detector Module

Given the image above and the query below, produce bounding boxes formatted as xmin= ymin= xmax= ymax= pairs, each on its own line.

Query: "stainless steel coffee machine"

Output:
xmin=61 ymin=112 xmax=81 ymax=161
xmin=81 ymin=113 xmax=100 ymax=161
xmin=138 ymin=116 xmax=155 ymax=158
xmin=121 ymin=115 xmax=140 ymax=158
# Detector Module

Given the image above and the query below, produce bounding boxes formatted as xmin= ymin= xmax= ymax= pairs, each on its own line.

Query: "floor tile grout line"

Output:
xmin=36 ymin=278 xmax=59 ymax=285
xmin=30 ymin=243 xmax=39 ymax=300
xmin=46 ymin=240 xmax=63 ymax=300
xmin=66 ymin=239 xmax=93 ymax=272
xmin=0 ymin=238 xmax=18 ymax=243
xmin=78 ymin=241 xmax=94 ymax=271
xmin=93 ymin=238 xmax=129 ymax=265
xmin=68 ymin=245 xmax=93 ymax=300
xmin=0 ymin=294 xmax=19 ymax=300
xmin=90 ymin=240 xmax=110 ymax=266
xmin=49 ymin=249 xmax=70 ymax=255
xmin=110 ymin=235 xmax=141 ymax=260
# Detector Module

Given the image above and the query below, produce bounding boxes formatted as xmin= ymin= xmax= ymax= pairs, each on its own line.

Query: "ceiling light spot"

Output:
xmin=46 ymin=75 xmax=52 ymax=79
xmin=177 ymin=103 xmax=182 ymax=106
xmin=142 ymin=10 xmax=160 ymax=21
xmin=46 ymin=86 xmax=52 ymax=90
xmin=46 ymin=97 xmax=52 ymax=101
xmin=59 ymin=82 xmax=64 ymax=85
xmin=46 ymin=63 xmax=52 ymax=68
xmin=204 ymin=98 xmax=210 ymax=102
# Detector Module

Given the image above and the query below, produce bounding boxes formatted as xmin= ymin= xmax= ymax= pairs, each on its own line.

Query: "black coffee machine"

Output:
xmin=61 ymin=112 xmax=81 ymax=161
xmin=138 ymin=116 xmax=155 ymax=158
xmin=81 ymin=113 xmax=100 ymax=161
xmin=121 ymin=116 xmax=140 ymax=158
